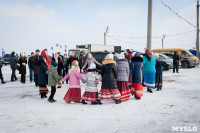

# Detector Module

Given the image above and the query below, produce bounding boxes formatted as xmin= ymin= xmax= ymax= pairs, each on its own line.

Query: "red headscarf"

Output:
xmin=127 ymin=50 xmax=132 ymax=55
xmin=41 ymin=49 xmax=51 ymax=69
xmin=145 ymin=49 xmax=152 ymax=58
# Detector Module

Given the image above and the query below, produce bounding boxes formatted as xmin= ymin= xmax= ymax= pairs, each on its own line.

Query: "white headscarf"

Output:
xmin=154 ymin=53 xmax=160 ymax=59
xmin=105 ymin=54 xmax=113 ymax=60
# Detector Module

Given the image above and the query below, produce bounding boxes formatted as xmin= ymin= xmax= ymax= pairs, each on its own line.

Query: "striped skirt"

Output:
xmin=155 ymin=74 xmax=163 ymax=88
xmin=143 ymin=73 xmax=156 ymax=88
xmin=131 ymin=83 xmax=143 ymax=97
xmin=82 ymin=92 xmax=98 ymax=102
xmin=98 ymin=88 xmax=121 ymax=101
xmin=117 ymin=81 xmax=131 ymax=101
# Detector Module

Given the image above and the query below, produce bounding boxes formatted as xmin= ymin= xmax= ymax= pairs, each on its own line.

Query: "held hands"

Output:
xmin=22 ymin=63 xmax=26 ymax=66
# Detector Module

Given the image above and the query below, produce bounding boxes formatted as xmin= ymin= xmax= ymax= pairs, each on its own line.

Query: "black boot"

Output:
xmin=52 ymin=99 xmax=57 ymax=102
xmin=96 ymin=100 xmax=103 ymax=105
xmin=41 ymin=93 xmax=44 ymax=99
xmin=149 ymin=89 xmax=153 ymax=93
xmin=1 ymin=79 xmax=6 ymax=84
xmin=135 ymin=96 xmax=141 ymax=100
xmin=116 ymin=100 xmax=122 ymax=104
xmin=147 ymin=87 xmax=150 ymax=92
xmin=91 ymin=101 xmax=98 ymax=105
xmin=157 ymin=87 xmax=160 ymax=91
xmin=48 ymin=99 xmax=54 ymax=103
xmin=44 ymin=93 xmax=47 ymax=98
xmin=81 ymin=100 xmax=87 ymax=104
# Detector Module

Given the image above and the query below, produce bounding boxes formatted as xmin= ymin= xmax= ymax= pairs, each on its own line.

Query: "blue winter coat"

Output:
xmin=142 ymin=55 xmax=156 ymax=74
xmin=130 ymin=57 xmax=143 ymax=83
xmin=38 ymin=56 xmax=48 ymax=86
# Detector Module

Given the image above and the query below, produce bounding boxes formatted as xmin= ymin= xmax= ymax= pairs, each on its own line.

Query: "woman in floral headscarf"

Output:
xmin=142 ymin=49 xmax=156 ymax=93
xmin=38 ymin=49 xmax=51 ymax=98
xmin=62 ymin=60 xmax=85 ymax=103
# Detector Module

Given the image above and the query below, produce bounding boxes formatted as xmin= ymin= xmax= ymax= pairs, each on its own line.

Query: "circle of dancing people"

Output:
xmin=0 ymin=48 xmax=167 ymax=104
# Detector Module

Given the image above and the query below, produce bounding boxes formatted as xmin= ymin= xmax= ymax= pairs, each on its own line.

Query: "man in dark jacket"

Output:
xmin=173 ymin=51 xmax=180 ymax=73
xmin=0 ymin=60 xmax=6 ymax=84
xmin=32 ymin=49 xmax=40 ymax=86
xmin=28 ymin=52 xmax=34 ymax=82
xmin=10 ymin=52 xmax=18 ymax=81
xmin=66 ymin=52 xmax=78 ymax=68
xmin=78 ymin=51 xmax=84 ymax=73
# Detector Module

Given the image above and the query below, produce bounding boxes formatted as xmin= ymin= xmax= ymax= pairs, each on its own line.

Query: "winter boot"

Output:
xmin=44 ymin=93 xmax=47 ymax=98
xmin=149 ymin=89 xmax=153 ymax=93
xmin=1 ymin=79 xmax=6 ymax=84
xmin=116 ymin=100 xmax=122 ymax=104
xmin=48 ymin=99 xmax=54 ymax=103
xmin=147 ymin=87 xmax=150 ymax=92
xmin=52 ymin=99 xmax=57 ymax=102
xmin=41 ymin=93 xmax=44 ymax=99
xmin=96 ymin=100 xmax=103 ymax=105
xmin=91 ymin=101 xmax=98 ymax=105
xmin=81 ymin=100 xmax=87 ymax=104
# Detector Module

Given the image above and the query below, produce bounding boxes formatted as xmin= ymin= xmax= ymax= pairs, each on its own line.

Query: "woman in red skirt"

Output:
xmin=116 ymin=53 xmax=131 ymax=101
xmin=98 ymin=54 xmax=122 ymax=104
xmin=62 ymin=61 xmax=85 ymax=103
xmin=129 ymin=53 xmax=143 ymax=100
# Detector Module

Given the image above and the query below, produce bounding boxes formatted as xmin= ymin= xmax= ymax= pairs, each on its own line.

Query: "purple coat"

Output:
xmin=116 ymin=59 xmax=129 ymax=81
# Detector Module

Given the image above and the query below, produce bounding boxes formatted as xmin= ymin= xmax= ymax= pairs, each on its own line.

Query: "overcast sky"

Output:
xmin=0 ymin=0 xmax=198 ymax=55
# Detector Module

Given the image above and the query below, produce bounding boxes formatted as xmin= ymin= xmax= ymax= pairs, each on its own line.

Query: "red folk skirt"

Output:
xmin=63 ymin=88 xmax=81 ymax=103
xmin=117 ymin=81 xmax=131 ymax=101
xmin=39 ymin=87 xmax=48 ymax=94
xmin=98 ymin=88 xmax=121 ymax=101
xmin=131 ymin=83 xmax=143 ymax=97
xmin=82 ymin=92 xmax=98 ymax=102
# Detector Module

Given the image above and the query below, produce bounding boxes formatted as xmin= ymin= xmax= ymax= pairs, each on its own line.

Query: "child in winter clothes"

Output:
xmin=46 ymin=62 xmax=62 ymax=103
xmin=62 ymin=60 xmax=85 ymax=104
xmin=81 ymin=63 xmax=102 ymax=105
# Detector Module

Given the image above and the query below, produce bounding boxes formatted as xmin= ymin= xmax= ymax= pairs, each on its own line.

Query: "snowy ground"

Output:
xmin=0 ymin=65 xmax=200 ymax=133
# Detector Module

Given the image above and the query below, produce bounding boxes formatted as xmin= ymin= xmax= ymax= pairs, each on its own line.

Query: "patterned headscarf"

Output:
xmin=68 ymin=60 xmax=79 ymax=74
xmin=145 ymin=49 xmax=152 ymax=58
xmin=41 ymin=49 xmax=51 ymax=69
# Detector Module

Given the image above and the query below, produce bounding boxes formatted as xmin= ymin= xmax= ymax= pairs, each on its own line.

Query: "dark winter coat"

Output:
xmin=173 ymin=52 xmax=180 ymax=63
xmin=79 ymin=54 xmax=84 ymax=67
xmin=31 ymin=55 xmax=39 ymax=74
xmin=66 ymin=56 xmax=78 ymax=67
xmin=130 ymin=56 xmax=143 ymax=83
xmin=52 ymin=56 xmax=64 ymax=76
xmin=18 ymin=57 xmax=27 ymax=74
xmin=28 ymin=56 xmax=34 ymax=69
xmin=101 ymin=59 xmax=118 ymax=89
xmin=10 ymin=56 xmax=18 ymax=69
xmin=38 ymin=56 xmax=48 ymax=86
xmin=116 ymin=59 xmax=129 ymax=81
xmin=0 ymin=60 xmax=4 ymax=68
xmin=156 ymin=59 xmax=163 ymax=75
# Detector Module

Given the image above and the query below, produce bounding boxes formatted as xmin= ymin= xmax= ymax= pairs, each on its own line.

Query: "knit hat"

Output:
xmin=31 ymin=52 xmax=34 ymax=55
xmin=105 ymin=54 xmax=113 ymax=60
xmin=51 ymin=62 xmax=58 ymax=67
xmin=88 ymin=63 xmax=96 ymax=70
xmin=36 ymin=49 xmax=40 ymax=52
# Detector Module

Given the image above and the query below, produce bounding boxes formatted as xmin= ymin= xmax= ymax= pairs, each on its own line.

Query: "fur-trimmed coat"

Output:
xmin=101 ymin=59 xmax=118 ymax=89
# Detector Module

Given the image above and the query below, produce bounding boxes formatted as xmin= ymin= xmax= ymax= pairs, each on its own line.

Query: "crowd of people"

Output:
xmin=0 ymin=48 xmax=167 ymax=104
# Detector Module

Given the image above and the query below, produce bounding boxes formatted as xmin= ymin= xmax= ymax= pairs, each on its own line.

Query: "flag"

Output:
xmin=106 ymin=26 xmax=109 ymax=33
xmin=56 ymin=44 xmax=59 ymax=47
xmin=51 ymin=46 xmax=53 ymax=50
xmin=163 ymin=34 xmax=166 ymax=39
xmin=65 ymin=45 xmax=67 ymax=49
xmin=1 ymin=48 xmax=4 ymax=51
xmin=60 ymin=45 xmax=62 ymax=48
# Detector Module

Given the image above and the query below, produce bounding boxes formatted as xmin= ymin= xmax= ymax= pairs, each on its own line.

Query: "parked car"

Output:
xmin=161 ymin=60 xmax=169 ymax=71
xmin=162 ymin=53 xmax=196 ymax=68
xmin=83 ymin=51 xmax=109 ymax=70
xmin=2 ymin=54 xmax=11 ymax=65
xmin=159 ymin=53 xmax=173 ymax=69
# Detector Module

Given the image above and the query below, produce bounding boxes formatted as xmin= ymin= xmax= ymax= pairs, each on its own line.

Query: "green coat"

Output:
xmin=46 ymin=65 xmax=62 ymax=86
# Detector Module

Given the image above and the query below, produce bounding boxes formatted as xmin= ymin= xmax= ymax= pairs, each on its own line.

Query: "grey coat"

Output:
xmin=116 ymin=59 xmax=129 ymax=81
xmin=10 ymin=56 xmax=18 ymax=69
xmin=82 ymin=57 xmax=101 ymax=70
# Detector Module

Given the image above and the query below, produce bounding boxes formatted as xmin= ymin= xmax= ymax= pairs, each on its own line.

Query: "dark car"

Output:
xmin=161 ymin=60 xmax=169 ymax=71
xmin=2 ymin=54 xmax=11 ymax=65
xmin=162 ymin=52 xmax=196 ymax=68
xmin=83 ymin=52 xmax=110 ymax=70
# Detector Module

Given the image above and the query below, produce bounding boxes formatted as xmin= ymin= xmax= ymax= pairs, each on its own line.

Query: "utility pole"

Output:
xmin=104 ymin=32 xmax=106 ymax=45
xmin=197 ymin=0 xmax=200 ymax=59
xmin=162 ymin=38 xmax=164 ymax=49
xmin=147 ymin=0 xmax=153 ymax=50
